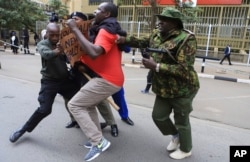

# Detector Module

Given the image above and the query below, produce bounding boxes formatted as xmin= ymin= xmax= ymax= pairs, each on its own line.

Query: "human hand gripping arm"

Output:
xmin=66 ymin=19 xmax=103 ymax=59
xmin=54 ymin=42 xmax=64 ymax=55
xmin=142 ymin=57 xmax=159 ymax=72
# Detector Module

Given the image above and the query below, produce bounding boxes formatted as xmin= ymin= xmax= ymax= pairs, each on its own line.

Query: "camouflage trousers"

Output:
xmin=152 ymin=91 xmax=198 ymax=152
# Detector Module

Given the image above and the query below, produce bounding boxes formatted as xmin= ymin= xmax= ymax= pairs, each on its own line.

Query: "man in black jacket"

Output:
xmin=22 ymin=27 xmax=30 ymax=54
xmin=9 ymin=23 xmax=80 ymax=143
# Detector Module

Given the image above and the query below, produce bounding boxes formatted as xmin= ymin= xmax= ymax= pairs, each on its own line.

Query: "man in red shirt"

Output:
xmin=67 ymin=2 xmax=124 ymax=161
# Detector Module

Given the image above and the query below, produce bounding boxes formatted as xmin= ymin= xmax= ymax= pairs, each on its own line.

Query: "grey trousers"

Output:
xmin=68 ymin=78 xmax=120 ymax=145
xmin=65 ymin=97 xmax=116 ymax=125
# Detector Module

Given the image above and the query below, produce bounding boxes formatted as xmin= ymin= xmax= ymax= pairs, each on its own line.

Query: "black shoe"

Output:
xmin=9 ymin=128 xmax=26 ymax=143
xmin=65 ymin=121 xmax=79 ymax=128
xmin=100 ymin=122 xmax=108 ymax=129
xmin=110 ymin=124 xmax=118 ymax=137
xmin=122 ymin=117 xmax=134 ymax=126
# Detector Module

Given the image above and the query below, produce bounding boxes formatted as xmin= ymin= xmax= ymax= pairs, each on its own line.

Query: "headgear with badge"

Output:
xmin=70 ymin=12 xmax=87 ymax=21
xmin=156 ymin=7 xmax=184 ymax=29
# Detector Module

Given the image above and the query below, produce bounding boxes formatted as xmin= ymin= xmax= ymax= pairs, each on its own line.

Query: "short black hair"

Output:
xmin=103 ymin=2 xmax=118 ymax=18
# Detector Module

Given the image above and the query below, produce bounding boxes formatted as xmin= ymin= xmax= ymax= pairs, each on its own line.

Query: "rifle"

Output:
xmin=140 ymin=47 xmax=171 ymax=58
xmin=141 ymin=47 xmax=175 ymax=62
xmin=145 ymin=47 xmax=169 ymax=54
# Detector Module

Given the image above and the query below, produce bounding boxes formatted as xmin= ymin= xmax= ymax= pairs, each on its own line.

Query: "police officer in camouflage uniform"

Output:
xmin=118 ymin=7 xmax=200 ymax=160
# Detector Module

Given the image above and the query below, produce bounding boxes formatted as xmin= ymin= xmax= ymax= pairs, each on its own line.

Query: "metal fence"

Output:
xmin=35 ymin=21 xmax=48 ymax=38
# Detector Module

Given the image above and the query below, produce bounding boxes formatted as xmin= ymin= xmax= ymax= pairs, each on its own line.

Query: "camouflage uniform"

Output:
xmin=125 ymin=7 xmax=200 ymax=153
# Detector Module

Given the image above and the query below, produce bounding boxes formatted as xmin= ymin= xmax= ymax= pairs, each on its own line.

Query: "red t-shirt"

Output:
xmin=80 ymin=29 xmax=124 ymax=87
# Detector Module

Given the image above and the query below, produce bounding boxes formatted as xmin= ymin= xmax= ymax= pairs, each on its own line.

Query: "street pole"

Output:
xmin=247 ymin=48 xmax=250 ymax=67
xmin=201 ymin=24 xmax=212 ymax=73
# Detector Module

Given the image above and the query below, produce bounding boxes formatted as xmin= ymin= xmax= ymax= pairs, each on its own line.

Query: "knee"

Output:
xmin=152 ymin=112 xmax=170 ymax=122
xmin=68 ymin=100 xmax=73 ymax=112
xmin=37 ymin=107 xmax=52 ymax=116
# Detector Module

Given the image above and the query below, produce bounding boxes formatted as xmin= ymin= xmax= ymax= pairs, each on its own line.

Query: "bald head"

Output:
xmin=46 ymin=23 xmax=60 ymax=45
xmin=46 ymin=23 xmax=60 ymax=32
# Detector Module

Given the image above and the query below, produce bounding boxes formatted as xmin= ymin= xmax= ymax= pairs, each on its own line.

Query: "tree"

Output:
xmin=117 ymin=0 xmax=158 ymax=31
xmin=0 ymin=0 xmax=46 ymax=32
xmin=48 ymin=0 xmax=69 ymax=22
xmin=174 ymin=0 xmax=202 ymax=23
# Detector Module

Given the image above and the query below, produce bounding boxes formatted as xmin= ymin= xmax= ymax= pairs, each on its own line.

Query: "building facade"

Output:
xmin=35 ymin=0 xmax=250 ymax=62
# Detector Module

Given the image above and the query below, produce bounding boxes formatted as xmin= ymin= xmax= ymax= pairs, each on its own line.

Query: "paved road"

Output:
xmin=1 ymin=51 xmax=250 ymax=162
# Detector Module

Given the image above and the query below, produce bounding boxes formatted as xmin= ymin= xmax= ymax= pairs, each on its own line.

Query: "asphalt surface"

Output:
xmin=1 ymin=46 xmax=250 ymax=162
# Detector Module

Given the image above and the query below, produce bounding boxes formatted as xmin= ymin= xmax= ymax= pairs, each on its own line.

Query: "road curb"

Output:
xmin=122 ymin=63 xmax=250 ymax=84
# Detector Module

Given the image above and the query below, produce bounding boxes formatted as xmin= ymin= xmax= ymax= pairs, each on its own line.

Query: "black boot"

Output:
xmin=121 ymin=117 xmax=134 ymax=126
xmin=65 ymin=121 xmax=79 ymax=128
xmin=110 ymin=124 xmax=118 ymax=137
xmin=9 ymin=127 xmax=26 ymax=143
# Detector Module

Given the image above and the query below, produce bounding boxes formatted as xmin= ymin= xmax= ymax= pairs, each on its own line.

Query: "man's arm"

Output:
xmin=66 ymin=19 xmax=104 ymax=59
xmin=37 ymin=41 xmax=63 ymax=60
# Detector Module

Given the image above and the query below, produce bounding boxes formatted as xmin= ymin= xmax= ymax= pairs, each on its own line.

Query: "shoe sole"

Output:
xmin=167 ymin=144 xmax=180 ymax=151
xmin=84 ymin=145 xmax=92 ymax=149
xmin=102 ymin=141 xmax=111 ymax=152
xmin=85 ymin=152 xmax=101 ymax=161
xmin=169 ymin=151 xmax=192 ymax=159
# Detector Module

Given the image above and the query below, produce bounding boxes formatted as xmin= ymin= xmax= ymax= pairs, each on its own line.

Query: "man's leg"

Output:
xmin=97 ymin=100 xmax=119 ymax=137
xmin=112 ymin=87 xmax=134 ymax=125
xmin=97 ymin=100 xmax=116 ymax=126
xmin=171 ymin=91 xmax=197 ymax=153
xmin=9 ymin=80 xmax=58 ymax=142
xmin=152 ymin=96 xmax=177 ymax=135
xmin=227 ymin=55 xmax=232 ymax=65
xmin=220 ymin=55 xmax=226 ymax=64
xmin=68 ymin=78 xmax=120 ymax=145
xmin=60 ymin=78 xmax=81 ymax=128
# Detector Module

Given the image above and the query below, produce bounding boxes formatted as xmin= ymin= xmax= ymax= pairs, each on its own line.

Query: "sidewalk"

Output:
xmin=121 ymin=52 xmax=250 ymax=84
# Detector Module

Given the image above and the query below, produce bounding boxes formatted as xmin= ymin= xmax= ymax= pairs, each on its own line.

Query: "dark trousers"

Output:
xmin=220 ymin=54 xmax=232 ymax=65
xmin=144 ymin=70 xmax=153 ymax=91
xmin=152 ymin=91 xmax=197 ymax=152
xmin=23 ymin=78 xmax=80 ymax=132
xmin=23 ymin=40 xmax=30 ymax=54
xmin=12 ymin=46 xmax=18 ymax=54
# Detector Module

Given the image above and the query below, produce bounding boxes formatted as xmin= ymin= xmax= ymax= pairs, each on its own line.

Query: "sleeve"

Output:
xmin=37 ymin=41 xmax=57 ymax=60
xmin=94 ymin=29 xmax=117 ymax=54
xmin=125 ymin=35 xmax=150 ymax=48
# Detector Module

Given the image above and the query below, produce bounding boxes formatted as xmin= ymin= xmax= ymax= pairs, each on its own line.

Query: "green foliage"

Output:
xmin=180 ymin=7 xmax=203 ymax=23
xmin=48 ymin=0 xmax=69 ymax=19
xmin=174 ymin=0 xmax=203 ymax=23
xmin=0 ymin=0 xmax=46 ymax=32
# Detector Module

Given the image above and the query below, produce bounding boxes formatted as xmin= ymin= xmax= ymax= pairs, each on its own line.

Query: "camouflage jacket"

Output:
xmin=126 ymin=29 xmax=200 ymax=98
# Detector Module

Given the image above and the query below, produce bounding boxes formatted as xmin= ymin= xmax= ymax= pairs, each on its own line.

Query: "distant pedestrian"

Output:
xmin=41 ymin=29 xmax=47 ymax=40
xmin=22 ymin=27 xmax=30 ymax=54
xmin=10 ymin=31 xmax=19 ymax=54
xmin=220 ymin=44 xmax=232 ymax=65
xmin=34 ymin=32 xmax=40 ymax=46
